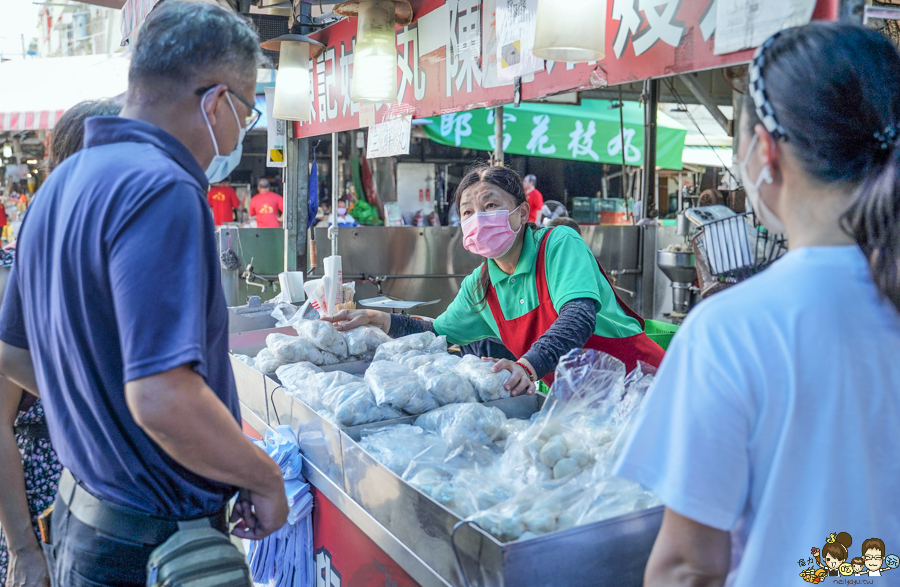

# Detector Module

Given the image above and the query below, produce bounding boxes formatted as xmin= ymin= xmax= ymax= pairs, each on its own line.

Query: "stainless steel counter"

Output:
xmin=307 ymin=226 xmax=650 ymax=318
xmin=233 ymin=345 xmax=663 ymax=587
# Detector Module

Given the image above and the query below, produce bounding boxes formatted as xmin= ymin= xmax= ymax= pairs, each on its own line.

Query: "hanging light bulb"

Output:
xmin=335 ymin=0 xmax=413 ymax=104
xmin=351 ymin=0 xmax=398 ymax=103
xmin=261 ymin=35 xmax=325 ymax=122
xmin=532 ymin=0 xmax=607 ymax=63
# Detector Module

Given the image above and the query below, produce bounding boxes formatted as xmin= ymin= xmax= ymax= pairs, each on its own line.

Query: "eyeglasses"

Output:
xmin=196 ymin=85 xmax=262 ymax=132
xmin=865 ymin=555 xmax=884 ymax=561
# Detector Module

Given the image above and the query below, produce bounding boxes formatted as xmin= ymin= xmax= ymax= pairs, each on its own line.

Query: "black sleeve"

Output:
xmin=522 ymin=298 xmax=597 ymax=380
xmin=387 ymin=313 xmax=437 ymax=338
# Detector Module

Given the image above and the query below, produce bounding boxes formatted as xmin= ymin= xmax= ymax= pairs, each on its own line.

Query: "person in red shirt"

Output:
xmin=249 ymin=178 xmax=283 ymax=228
xmin=523 ymin=174 xmax=544 ymax=224
xmin=206 ymin=181 xmax=240 ymax=226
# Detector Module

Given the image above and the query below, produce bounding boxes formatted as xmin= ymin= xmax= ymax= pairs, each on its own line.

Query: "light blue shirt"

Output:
xmin=615 ymin=246 xmax=900 ymax=586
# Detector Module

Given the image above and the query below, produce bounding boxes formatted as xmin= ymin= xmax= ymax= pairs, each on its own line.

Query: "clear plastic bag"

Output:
xmin=331 ymin=381 xmax=404 ymax=427
xmin=343 ymin=326 xmax=392 ymax=357
xmin=415 ymin=363 xmax=477 ymax=406
xmin=275 ymin=362 xmax=323 ymax=407
xmin=372 ymin=332 xmax=437 ymax=362
xmin=271 ymin=301 xmax=305 ymax=328
xmin=233 ymin=354 xmax=255 ymax=367
xmin=426 ymin=335 xmax=448 ymax=354
xmin=430 ymin=353 xmax=461 ymax=370
xmin=266 ymin=333 xmax=324 ymax=365
xmin=315 ymin=371 xmax=366 ymax=411
xmin=364 ymin=360 xmax=437 ymax=414
xmin=452 ymin=355 xmax=512 ymax=402
xmin=294 ymin=320 xmax=349 ymax=359
xmin=254 ymin=349 xmax=284 ymax=375
xmin=319 ymin=351 xmax=343 ymax=366
xmin=414 ymin=403 xmax=507 ymax=448
xmin=465 ymin=349 xmax=659 ymax=540
xmin=358 ymin=425 xmax=439 ymax=475
xmin=393 ymin=350 xmax=438 ymax=371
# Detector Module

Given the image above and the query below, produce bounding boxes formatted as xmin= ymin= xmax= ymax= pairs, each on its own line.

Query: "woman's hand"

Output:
xmin=320 ymin=309 xmax=391 ymax=334
xmin=7 ymin=543 xmax=51 ymax=587
xmin=489 ymin=358 xmax=536 ymax=396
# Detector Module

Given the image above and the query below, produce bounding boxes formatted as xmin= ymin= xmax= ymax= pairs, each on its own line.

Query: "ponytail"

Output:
xmin=737 ymin=23 xmax=900 ymax=313
xmin=842 ymin=144 xmax=900 ymax=313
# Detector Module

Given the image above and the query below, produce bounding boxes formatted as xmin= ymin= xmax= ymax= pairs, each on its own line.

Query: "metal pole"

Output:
xmin=329 ymin=132 xmax=339 ymax=257
xmin=283 ymin=133 xmax=309 ymax=273
xmin=494 ymin=106 xmax=505 ymax=166
xmin=642 ymin=79 xmax=659 ymax=220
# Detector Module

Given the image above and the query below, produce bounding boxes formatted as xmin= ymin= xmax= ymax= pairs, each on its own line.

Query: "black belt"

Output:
xmin=14 ymin=420 xmax=49 ymax=443
xmin=57 ymin=469 xmax=228 ymax=546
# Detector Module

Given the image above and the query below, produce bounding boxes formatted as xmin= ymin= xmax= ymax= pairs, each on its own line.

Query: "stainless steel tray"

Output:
xmin=340 ymin=395 xmax=662 ymax=587
xmin=229 ymin=328 xmax=663 ymax=586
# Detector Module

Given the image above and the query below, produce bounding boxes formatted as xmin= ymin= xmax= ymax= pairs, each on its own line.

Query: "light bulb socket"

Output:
xmin=334 ymin=0 xmax=414 ymax=26
xmin=260 ymin=34 xmax=326 ymax=59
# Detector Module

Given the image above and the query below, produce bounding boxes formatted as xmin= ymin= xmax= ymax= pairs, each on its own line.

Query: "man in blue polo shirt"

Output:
xmin=0 ymin=3 xmax=287 ymax=584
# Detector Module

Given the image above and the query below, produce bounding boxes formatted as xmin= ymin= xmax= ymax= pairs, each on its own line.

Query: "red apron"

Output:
xmin=484 ymin=229 xmax=665 ymax=385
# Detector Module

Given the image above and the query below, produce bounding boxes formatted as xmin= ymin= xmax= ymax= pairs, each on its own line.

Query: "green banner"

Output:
xmin=422 ymin=100 xmax=687 ymax=171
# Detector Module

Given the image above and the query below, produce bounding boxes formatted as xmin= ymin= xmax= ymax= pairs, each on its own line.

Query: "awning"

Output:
xmin=0 ymin=54 xmax=130 ymax=132
xmin=682 ymin=146 xmax=734 ymax=169
xmin=422 ymin=100 xmax=688 ymax=170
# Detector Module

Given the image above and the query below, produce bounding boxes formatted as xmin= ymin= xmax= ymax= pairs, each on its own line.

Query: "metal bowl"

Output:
xmin=657 ymin=250 xmax=696 ymax=284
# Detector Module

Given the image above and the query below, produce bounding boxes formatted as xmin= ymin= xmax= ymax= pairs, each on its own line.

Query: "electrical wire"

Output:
xmin=662 ymin=78 xmax=741 ymax=186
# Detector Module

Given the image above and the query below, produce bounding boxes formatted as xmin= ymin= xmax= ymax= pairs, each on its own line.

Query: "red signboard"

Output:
xmin=312 ymin=488 xmax=420 ymax=587
xmin=294 ymin=0 xmax=839 ymax=138
xmin=598 ymin=0 xmax=839 ymax=84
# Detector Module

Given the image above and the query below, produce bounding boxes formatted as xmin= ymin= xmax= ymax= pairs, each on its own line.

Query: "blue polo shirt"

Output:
xmin=0 ymin=117 xmax=238 ymax=518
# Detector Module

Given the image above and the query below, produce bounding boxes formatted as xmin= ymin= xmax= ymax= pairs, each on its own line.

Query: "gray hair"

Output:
xmin=524 ymin=174 xmax=537 ymax=185
xmin=130 ymin=1 xmax=265 ymax=95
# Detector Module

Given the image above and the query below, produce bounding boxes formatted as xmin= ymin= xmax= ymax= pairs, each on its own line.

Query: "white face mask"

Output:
xmin=201 ymin=87 xmax=245 ymax=184
xmin=740 ymin=134 xmax=786 ymax=234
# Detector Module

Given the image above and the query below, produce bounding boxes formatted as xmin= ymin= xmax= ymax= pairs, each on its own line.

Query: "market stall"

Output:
xmin=227 ymin=0 xmax=845 ymax=584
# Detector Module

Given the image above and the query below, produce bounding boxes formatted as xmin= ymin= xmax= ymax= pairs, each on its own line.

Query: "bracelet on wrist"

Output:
xmin=516 ymin=361 xmax=536 ymax=383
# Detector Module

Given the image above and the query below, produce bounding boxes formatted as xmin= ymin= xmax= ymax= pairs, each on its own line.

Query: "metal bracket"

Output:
xmin=270 ymin=385 xmax=285 ymax=425
xmin=678 ymin=73 xmax=733 ymax=136
xmin=451 ymin=519 xmax=484 ymax=587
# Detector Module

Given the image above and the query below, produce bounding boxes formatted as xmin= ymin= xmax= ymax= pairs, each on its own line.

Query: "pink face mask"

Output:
xmin=461 ymin=206 xmax=522 ymax=258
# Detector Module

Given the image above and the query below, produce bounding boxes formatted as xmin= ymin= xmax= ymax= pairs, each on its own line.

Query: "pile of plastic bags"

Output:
xmin=248 ymin=322 xmax=392 ymax=374
xmin=245 ymin=426 xmax=314 ymax=587
xmin=357 ymin=349 xmax=661 ymax=542
xmin=271 ymin=332 xmax=516 ymax=428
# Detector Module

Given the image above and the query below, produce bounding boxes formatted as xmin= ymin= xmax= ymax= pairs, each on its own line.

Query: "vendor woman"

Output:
xmin=325 ymin=164 xmax=664 ymax=395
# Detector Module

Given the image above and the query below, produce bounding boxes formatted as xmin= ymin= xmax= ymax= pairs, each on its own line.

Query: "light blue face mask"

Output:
xmin=201 ymin=87 xmax=245 ymax=183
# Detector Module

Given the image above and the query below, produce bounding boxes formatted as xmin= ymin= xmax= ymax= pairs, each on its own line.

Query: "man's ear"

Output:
xmin=202 ymin=84 xmax=227 ymax=126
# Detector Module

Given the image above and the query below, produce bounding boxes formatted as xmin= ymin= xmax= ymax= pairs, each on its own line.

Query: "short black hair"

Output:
xmin=524 ymin=174 xmax=537 ymax=185
xmin=129 ymin=1 xmax=264 ymax=97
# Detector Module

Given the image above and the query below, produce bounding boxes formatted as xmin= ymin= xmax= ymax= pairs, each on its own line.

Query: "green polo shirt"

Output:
xmin=434 ymin=226 xmax=642 ymax=346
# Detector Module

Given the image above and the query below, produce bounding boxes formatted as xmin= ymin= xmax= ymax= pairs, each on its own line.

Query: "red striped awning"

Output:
xmin=0 ymin=55 xmax=129 ymax=133
xmin=0 ymin=110 xmax=66 ymax=132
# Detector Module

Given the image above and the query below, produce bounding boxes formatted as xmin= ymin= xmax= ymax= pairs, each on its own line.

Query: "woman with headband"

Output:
xmin=614 ymin=23 xmax=900 ymax=586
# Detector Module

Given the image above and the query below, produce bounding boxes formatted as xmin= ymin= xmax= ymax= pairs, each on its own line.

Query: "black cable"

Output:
xmin=662 ymin=78 xmax=740 ymax=186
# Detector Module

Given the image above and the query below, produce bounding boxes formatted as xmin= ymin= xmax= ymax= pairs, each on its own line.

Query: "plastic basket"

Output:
xmin=644 ymin=319 xmax=679 ymax=351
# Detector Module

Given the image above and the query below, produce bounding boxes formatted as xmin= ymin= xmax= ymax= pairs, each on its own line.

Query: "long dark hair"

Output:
xmin=744 ymin=23 xmax=900 ymax=312
xmin=46 ymin=98 xmax=122 ymax=173
xmin=454 ymin=163 xmax=538 ymax=307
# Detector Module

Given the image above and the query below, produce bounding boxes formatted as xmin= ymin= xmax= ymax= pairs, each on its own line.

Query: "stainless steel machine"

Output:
xmin=656 ymin=212 xmax=698 ymax=318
